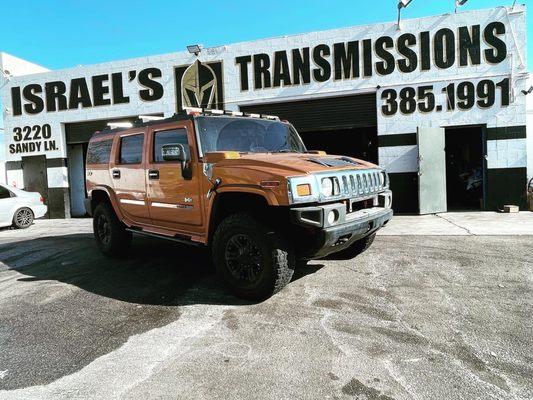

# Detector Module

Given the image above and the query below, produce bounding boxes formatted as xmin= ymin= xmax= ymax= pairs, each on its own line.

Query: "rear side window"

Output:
xmin=153 ymin=129 xmax=189 ymax=162
xmin=87 ymin=139 xmax=113 ymax=164
xmin=0 ymin=186 xmax=12 ymax=199
xmin=120 ymin=134 xmax=144 ymax=164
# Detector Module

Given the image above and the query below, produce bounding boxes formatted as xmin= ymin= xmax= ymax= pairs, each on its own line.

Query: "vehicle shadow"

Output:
xmin=2 ymin=233 xmax=324 ymax=307
xmin=0 ymin=233 xmax=324 ymax=390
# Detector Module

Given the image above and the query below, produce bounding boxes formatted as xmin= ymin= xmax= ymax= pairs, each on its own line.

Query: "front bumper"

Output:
xmin=290 ymin=191 xmax=393 ymax=259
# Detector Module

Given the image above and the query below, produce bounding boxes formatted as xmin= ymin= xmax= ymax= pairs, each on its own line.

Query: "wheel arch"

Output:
xmin=208 ymin=191 xmax=274 ymax=241
xmin=88 ymin=186 xmax=124 ymax=220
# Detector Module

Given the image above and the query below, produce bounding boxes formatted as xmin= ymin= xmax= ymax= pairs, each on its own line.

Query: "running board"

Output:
xmin=126 ymin=228 xmax=203 ymax=247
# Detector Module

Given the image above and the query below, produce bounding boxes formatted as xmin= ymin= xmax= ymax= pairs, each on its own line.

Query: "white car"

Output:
xmin=0 ymin=183 xmax=48 ymax=229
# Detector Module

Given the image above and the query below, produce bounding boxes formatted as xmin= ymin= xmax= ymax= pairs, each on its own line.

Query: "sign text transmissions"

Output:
xmin=235 ymin=22 xmax=506 ymax=91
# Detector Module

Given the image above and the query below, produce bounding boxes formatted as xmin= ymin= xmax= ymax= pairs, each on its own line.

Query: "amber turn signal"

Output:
xmin=296 ymin=184 xmax=312 ymax=196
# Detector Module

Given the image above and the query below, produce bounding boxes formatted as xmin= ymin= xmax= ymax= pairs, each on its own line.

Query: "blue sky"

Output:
xmin=0 ymin=0 xmax=531 ymax=70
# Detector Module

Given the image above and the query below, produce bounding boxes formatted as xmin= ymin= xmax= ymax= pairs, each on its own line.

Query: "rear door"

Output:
xmin=146 ymin=120 xmax=204 ymax=233
xmin=110 ymin=131 xmax=150 ymax=225
xmin=417 ymin=127 xmax=447 ymax=214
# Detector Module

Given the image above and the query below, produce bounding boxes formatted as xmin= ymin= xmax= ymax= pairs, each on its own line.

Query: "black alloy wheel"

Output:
xmin=224 ymin=233 xmax=263 ymax=284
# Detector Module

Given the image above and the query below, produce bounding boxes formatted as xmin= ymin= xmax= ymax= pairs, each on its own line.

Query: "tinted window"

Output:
xmin=196 ymin=116 xmax=306 ymax=154
xmin=0 ymin=186 xmax=12 ymax=199
xmin=154 ymin=129 xmax=189 ymax=162
xmin=87 ymin=139 xmax=113 ymax=164
xmin=120 ymin=134 xmax=144 ymax=164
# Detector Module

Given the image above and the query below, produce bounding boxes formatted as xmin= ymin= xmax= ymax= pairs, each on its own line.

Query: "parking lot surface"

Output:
xmin=0 ymin=219 xmax=531 ymax=399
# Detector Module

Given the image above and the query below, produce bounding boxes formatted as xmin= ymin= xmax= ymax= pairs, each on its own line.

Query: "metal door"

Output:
xmin=111 ymin=132 xmax=151 ymax=225
xmin=22 ymin=155 xmax=49 ymax=218
xmin=417 ymin=127 xmax=447 ymax=215
xmin=146 ymin=120 xmax=204 ymax=234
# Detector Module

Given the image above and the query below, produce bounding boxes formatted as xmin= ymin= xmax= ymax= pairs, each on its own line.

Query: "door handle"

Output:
xmin=148 ymin=169 xmax=159 ymax=180
xmin=112 ymin=170 xmax=121 ymax=179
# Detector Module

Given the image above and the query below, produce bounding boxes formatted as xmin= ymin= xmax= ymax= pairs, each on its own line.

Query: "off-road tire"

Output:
xmin=93 ymin=202 xmax=132 ymax=257
xmin=13 ymin=207 xmax=34 ymax=229
xmin=212 ymin=212 xmax=295 ymax=300
xmin=325 ymin=233 xmax=376 ymax=260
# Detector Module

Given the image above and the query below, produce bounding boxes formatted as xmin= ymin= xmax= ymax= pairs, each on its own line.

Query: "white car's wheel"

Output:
xmin=13 ymin=208 xmax=34 ymax=229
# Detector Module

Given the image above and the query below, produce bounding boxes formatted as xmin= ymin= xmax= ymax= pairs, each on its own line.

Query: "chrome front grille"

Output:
xmin=321 ymin=169 xmax=386 ymax=200
xmin=288 ymin=168 xmax=389 ymax=204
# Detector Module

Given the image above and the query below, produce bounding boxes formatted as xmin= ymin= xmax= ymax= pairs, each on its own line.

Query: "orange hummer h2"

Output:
xmin=85 ymin=108 xmax=392 ymax=300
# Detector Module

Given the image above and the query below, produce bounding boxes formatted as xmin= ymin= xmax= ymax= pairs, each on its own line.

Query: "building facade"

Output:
xmin=1 ymin=5 xmax=530 ymax=217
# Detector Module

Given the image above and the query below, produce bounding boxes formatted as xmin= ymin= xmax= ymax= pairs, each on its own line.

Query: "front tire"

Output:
xmin=93 ymin=202 xmax=132 ymax=257
xmin=212 ymin=212 xmax=295 ymax=300
xmin=13 ymin=207 xmax=34 ymax=229
xmin=325 ymin=233 xmax=376 ymax=260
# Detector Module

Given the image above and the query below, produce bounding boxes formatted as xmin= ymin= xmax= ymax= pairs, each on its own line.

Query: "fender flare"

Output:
xmin=88 ymin=186 xmax=125 ymax=221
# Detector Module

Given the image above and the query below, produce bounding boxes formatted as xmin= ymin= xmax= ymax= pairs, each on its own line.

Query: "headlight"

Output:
xmin=321 ymin=178 xmax=334 ymax=197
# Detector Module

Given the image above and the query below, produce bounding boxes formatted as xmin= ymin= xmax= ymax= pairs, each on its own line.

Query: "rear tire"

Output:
xmin=13 ymin=207 xmax=34 ymax=229
xmin=93 ymin=202 xmax=132 ymax=257
xmin=212 ymin=212 xmax=295 ymax=300
xmin=325 ymin=233 xmax=376 ymax=261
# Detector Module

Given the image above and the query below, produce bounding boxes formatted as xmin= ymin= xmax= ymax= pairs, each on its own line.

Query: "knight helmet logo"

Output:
xmin=175 ymin=60 xmax=224 ymax=111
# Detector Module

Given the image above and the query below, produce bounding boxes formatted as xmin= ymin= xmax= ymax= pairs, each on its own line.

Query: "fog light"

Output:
xmin=327 ymin=210 xmax=339 ymax=225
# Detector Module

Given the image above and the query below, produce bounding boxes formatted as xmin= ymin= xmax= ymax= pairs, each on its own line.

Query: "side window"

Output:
xmin=87 ymin=139 xmax=113 ymax=164
xmin=153 ymin=129 xmax=189 ymax=162
xmin=119 ymin=134 xmax=144 ymax=164
xmin=0 ymin=186 xmax=12 ymax=199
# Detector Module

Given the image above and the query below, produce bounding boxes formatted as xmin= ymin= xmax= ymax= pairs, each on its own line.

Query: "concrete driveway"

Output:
xmin=0 ymin=217 xmax=531 ymax=399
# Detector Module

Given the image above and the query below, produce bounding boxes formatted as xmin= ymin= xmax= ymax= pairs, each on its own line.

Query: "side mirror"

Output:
xmin=161 ymin=143 xmax=192 ymax=179
xmin=162 ymin=143 xmax=188 ymax=162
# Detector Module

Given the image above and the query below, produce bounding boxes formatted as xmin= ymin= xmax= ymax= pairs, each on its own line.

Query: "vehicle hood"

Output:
xmin=210 ymin=153 xmax=379 ymax=177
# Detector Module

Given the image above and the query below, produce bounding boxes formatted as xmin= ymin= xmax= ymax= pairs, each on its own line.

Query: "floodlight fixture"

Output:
xmin=455 ymin=0 xmax=468 ymax=13
xmin=522 ymin=86 xmax=533 ymax=96
xmin=186 ymin=44 xmax=203 ymax=56
xmin=397 ymin=0 xmax=413 ymax=30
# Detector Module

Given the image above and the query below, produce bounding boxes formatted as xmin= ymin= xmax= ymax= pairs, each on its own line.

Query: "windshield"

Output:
xmin=195 ymin=116 xmax=307 ymax=154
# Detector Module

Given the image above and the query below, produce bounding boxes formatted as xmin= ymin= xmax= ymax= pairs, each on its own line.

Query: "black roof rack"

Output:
xmin=95 ymin=107 xmax=280 ymax=136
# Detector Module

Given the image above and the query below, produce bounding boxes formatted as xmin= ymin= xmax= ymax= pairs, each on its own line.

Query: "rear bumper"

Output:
xmin=290 ymin=191 xmax=393 ymax=259
xmin=32 ymin=205 xmax=48 ymax=219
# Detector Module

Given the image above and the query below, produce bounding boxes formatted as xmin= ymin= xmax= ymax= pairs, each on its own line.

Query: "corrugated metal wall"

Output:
xmin=240 ymin=93 xmax=377 ymax=132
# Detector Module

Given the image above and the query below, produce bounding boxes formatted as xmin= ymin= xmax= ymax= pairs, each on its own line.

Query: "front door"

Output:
xmin=22 ymin=155 xmax=48 ymax=218
xmin=146 ymin=121 xmax=203 ymax=234
xmin=417 ymin=127 xmax=447 ymax=215
xmin=111 ymin=132 xmax=150 ymax=225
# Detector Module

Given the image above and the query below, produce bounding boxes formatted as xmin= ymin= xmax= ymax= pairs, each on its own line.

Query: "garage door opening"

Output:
xmin=300 ymin=127 xmax=377 ymax=164
xmin=240 ymin=93 xmax=378 ymax=163
xmin=445 ymin=127 xmax=485 ymax=210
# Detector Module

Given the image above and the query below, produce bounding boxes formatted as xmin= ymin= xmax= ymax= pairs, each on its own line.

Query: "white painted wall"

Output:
xmin=0 ymin=53 xmax=49 ymax=186
xmin=526 ymin=73 xmax=533 ymax=183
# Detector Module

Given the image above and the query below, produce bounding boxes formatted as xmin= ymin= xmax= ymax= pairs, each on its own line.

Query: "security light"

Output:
xmin=455 ymin=0 xmax=468 ymax=13
xmin=397 ymin=0 xmax=413 ymax=30
xmin=522 ymin=86 xmax=533 ymax=96
xmin=186 ymin=44 xmax=203 ymax=56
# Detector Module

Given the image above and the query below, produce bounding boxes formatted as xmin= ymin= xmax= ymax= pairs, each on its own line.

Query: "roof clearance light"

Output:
xmin=107 ymin=122 xmax=133 ymax=129
xmin=184 ymin=106 xmax=203 ymax=115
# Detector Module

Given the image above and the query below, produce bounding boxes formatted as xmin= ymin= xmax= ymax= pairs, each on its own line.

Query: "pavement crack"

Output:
xmin=435 ymin=214 xmax=475 ymax=236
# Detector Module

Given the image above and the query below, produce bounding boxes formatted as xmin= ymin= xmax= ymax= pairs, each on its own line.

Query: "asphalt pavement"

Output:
xmin=0 ymin=218 xmax=531 ymax=399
